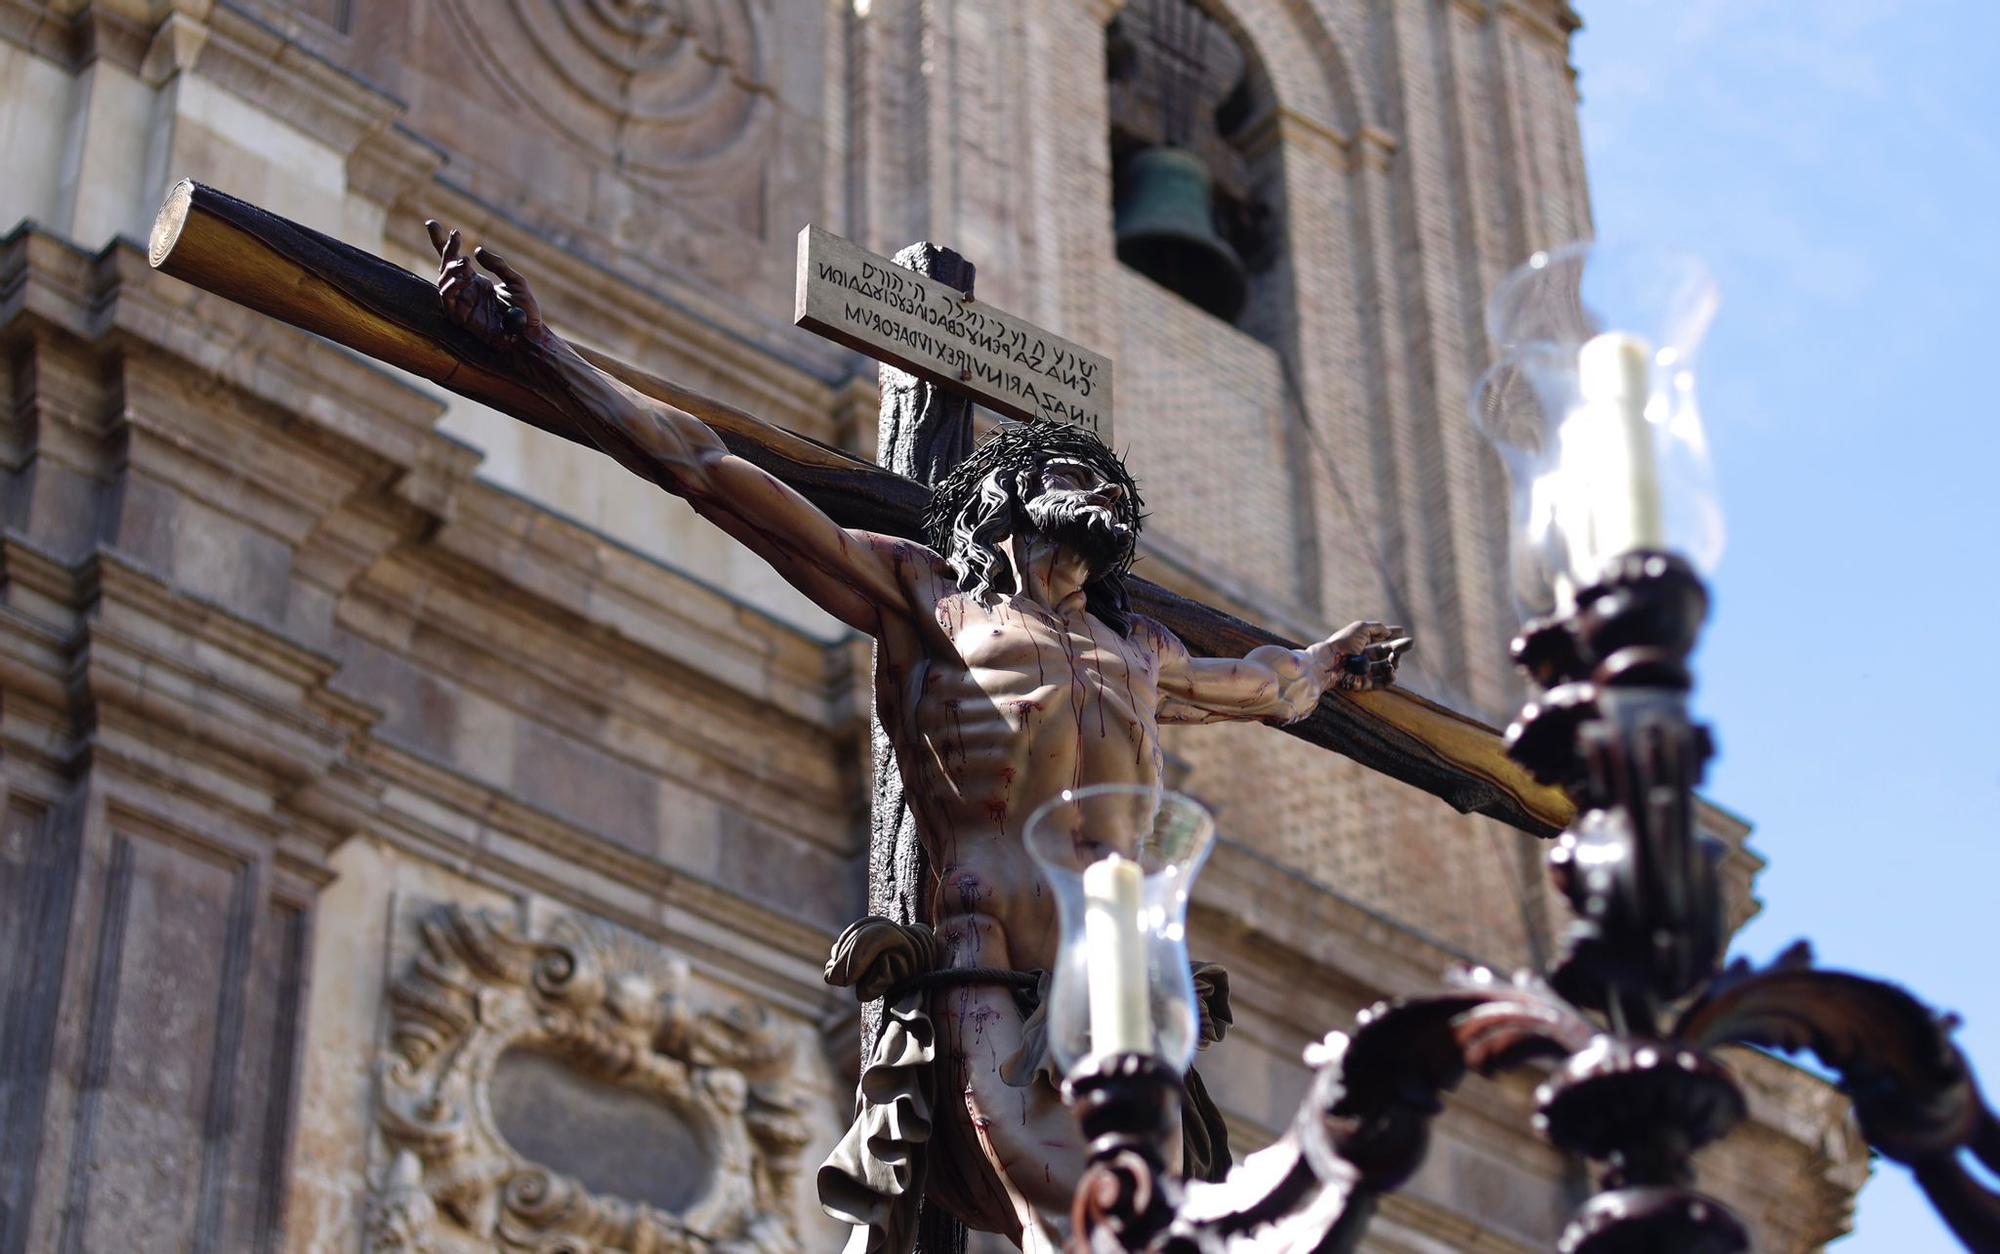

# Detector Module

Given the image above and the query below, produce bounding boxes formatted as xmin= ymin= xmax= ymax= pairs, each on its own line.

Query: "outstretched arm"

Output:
xmin=1147 ymin=618 xmax=1411 ymax=725
xmin=428 ymin=221 xmax=928 ymax=635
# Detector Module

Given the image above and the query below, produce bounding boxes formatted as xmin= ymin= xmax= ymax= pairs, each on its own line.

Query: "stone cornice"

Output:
xmin=1699 ymin=798 xmax=1766 ymax=935
xmin=8 ymin=235 xmax=493 ymax=618
xmin=1258 ymin=107 xmax=1355 ymax=166
xmin=190 ymin=1 xmax=406 ymax=157
xmin=0 ymin=539 xmax=92 ymax=777
xmin=1492 ymin=0 xmax=1583 ymax=49
xmin=1444 ymin=0 xmax=1579 ymax=37
xmin=345 ymin=500 xmax=864 ymax=867
xmin=406 ymin=179 xmax=854 ymax=450
xmin=1728 ymin=1046 xmax=1871 ymax=1245
xmin=6 ymin=528 xmax=852 ymax=1006
xmin=1355 ymin=125 xmax=1402 ymax=174
xmin=0 ymin=226 xmax=111 ymax=338
xmin=356 ymin=737 xmax=848 ymax=1013
xmin=4 ymin=223 xmax=863 ymax=858
xmin=345 ymin=122 xmax=449 ymax=210
xmin=0 ymin=0 xmax=150 ymax=71
xmin=4 ymin=219 xmax=863 ymax=900
xmin=1 ymin=538 xmax=386 ymax=860
xmin=421 ymin=479 xmax=858 ymax=732
xmin=5 ymin=233 xmax=453 ymax=465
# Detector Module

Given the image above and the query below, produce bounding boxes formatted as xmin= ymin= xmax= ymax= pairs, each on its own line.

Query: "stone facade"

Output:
xmin=0 ymin=1 xmax=1864 ymax=1251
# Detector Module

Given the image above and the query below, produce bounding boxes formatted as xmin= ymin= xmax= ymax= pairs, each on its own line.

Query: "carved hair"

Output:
xmin=922 ymin=422 xmax=1146 ymax=636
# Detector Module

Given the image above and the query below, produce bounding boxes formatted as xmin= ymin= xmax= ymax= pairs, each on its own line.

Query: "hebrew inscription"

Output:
xmin=795 ymin=225 xmax=1114 ymax=440
xmin=369 ymin=906 xmax=809 ymax=1253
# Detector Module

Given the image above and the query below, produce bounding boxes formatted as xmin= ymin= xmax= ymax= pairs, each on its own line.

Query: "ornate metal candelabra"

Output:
xmin=1048 ymin=246 xmax=2000 ymax=1253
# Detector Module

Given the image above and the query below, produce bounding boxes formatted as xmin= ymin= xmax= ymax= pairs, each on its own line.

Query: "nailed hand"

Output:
xmin=1325 ymin=621 xmax=1412 ymax=692
xmin=425 ymin=219 xmax=547 ymax=350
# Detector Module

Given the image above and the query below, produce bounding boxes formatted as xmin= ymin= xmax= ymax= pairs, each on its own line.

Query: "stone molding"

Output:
xmin=187 ymin=2 xmax=405 ymax=152
xmin=1495 ymin=0 xmax=1583 ymax=46
xmin=371 ymin=904 xmax=811 ymax=1252
xmin=3 ymin=221 xmax=866 ymax=938
xmin=404 ymin=177 xmax=852 ymax=445
xmin=353 ymin=740 xmax=848 ymax=991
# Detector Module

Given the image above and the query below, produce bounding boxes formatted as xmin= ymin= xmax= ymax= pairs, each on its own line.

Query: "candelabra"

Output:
xmin=1040 ymin=244 xmax=2000 ymax=1253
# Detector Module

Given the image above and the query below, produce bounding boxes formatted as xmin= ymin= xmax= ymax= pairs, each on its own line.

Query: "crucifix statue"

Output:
xmin=423 ymin=217 xmax=1407 ymax=1250
xmin=148 ymin=181 xmax=1569 ymax=1252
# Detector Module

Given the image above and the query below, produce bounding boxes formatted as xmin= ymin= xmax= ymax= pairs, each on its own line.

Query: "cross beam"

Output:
xmin=146 ymin=179 xmax=1572 ymax=837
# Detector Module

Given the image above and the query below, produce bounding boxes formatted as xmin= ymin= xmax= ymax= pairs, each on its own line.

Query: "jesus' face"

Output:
xmin=1024 ymin=455 xmax=1136 ymax=576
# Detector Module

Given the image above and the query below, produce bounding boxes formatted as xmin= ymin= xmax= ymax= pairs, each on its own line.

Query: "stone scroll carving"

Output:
xmin=369 ymin=906 xmax=809 ymax=1253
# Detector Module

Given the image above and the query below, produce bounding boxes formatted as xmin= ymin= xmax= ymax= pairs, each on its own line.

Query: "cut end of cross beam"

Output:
xmin=149 ymin=178 xmax=196 ymax=270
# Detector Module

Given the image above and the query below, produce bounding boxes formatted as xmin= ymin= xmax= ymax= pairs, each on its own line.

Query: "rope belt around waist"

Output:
xmin=882 ymin=966 xmax=1041 ymax=1005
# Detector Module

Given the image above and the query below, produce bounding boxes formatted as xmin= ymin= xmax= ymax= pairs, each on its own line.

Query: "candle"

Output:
xmin=1558 ymin=332 xmax=1665 ymax=590
xmin=1082 ymin=854 xmax=1150 ymax=1058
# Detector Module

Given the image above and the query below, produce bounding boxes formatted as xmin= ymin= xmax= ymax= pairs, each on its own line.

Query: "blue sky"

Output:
xmin=1573 ymin=2 xmax=2000 ymax=1248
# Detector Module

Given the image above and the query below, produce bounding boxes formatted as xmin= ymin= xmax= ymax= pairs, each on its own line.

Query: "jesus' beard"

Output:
xmin=1024 ymin=490 xmax=1135 ymax=578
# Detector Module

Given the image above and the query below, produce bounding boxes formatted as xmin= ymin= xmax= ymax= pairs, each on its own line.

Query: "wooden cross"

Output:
xmin=145 ymin=180 xmax=1571 ymax=845
xmin=792 ymin=224 xmax=1129 ymax=1062
xmin=804 ymin=231 xmax=985 ymax=1068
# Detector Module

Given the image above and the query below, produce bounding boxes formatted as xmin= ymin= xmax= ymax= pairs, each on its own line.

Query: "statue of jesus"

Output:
xmin=426 ymin=222 xmax=1409 ymax=1251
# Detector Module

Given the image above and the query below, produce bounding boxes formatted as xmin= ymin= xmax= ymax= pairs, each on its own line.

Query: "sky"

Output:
xmin=1572 ymin=2 xmax=2000 ymax=1248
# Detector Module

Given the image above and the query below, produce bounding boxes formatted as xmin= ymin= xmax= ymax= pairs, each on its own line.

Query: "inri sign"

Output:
xmin=794 ymin=225 xmax=1113 ymax=442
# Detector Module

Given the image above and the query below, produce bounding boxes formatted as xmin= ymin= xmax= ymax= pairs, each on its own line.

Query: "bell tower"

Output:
xmin=1107 ymin=0 xmax=1277 ymax=329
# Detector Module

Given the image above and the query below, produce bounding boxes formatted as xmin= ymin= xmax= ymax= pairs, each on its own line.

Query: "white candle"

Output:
xmin=1561 ymin=332 xmax=1665 ymax=586
xmin=1081 ymin=854 xmax=1150 ymax=1058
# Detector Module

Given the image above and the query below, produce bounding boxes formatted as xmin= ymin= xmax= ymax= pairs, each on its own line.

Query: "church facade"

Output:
xmin=0 ymin=1 xmax=1865 ymax=1250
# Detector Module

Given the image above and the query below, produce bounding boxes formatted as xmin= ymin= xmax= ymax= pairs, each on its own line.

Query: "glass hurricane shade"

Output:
xmin=1023 ymin=785 xmax=1217 ymax=1075
xmin=1473 ymin=242 xmax=1725 ymax=615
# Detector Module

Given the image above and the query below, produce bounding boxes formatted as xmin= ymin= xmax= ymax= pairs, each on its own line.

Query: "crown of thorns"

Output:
xmin=921 ymin=421 xmax=1145 ymax=563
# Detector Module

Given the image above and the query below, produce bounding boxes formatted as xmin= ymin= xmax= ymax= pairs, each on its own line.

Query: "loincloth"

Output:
xmin=815 ymin=916 xmax=1233 ymax=1254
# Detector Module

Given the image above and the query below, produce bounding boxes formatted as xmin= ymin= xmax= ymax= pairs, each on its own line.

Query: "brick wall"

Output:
xmin=1114 ymin=269 xmax=1306 ymax=609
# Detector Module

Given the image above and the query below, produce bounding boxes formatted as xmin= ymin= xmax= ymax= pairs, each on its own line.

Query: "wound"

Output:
xmin=952 ymin=873 xmax=989 ymax=913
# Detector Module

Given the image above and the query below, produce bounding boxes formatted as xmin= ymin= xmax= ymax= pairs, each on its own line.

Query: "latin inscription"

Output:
xmin=795 ymin=224 xmax=1114 ymax=440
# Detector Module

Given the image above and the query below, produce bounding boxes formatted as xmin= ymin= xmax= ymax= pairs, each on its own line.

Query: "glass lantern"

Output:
xmin=1023 ymin=785 xmax=1216 ymax=1074
xmin=1472 ymin=242 xmax=1725 ymax=615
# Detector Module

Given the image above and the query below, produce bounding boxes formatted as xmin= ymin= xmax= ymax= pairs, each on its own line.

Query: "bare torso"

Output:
xmin=872 ymin=552 xmax=1181 ymax=1240
xmin=887 ymin=588 xmax=1168 ymax=972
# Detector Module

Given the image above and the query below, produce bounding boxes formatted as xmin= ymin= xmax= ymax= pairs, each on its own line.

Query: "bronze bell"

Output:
xmin=1114 ymin=145 xmax=1249 ymax=323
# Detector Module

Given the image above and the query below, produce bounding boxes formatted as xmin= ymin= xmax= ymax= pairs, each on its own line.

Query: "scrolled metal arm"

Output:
xmin=1062 ymin=976 xmax=1595 ymax=1252
xmin=1676 ymin=947 xmax=2000 ymax=1250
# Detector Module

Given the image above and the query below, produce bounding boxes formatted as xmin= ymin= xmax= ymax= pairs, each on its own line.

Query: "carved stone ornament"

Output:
xmin=370 ymin=905 xmax=810 ymax=1253
xmin=435 ymin=0 xmax=772 ymax=184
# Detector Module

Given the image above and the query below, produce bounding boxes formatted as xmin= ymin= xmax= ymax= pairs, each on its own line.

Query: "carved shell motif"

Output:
xmin=435 ymin=0 xmax=772 ymax=183
xmin=371 ymin=905 xmax=809 ymax=1253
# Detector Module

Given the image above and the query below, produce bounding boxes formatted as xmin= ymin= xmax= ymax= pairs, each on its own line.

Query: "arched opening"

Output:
xmin=1106 ymin=0 xmax=1283 ymax=338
